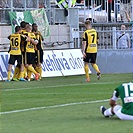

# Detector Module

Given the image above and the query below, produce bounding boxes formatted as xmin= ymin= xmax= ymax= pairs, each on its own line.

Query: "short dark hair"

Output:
xmin=25 ymin=22 xmax=30 ymax=28
xmin=32 ymin=23 xmax=37 ymax=27
xmin=25 ymin=22 xmax=29 ymax=25
xmin=20 ymin=21 xmax=26 ymax=28
xmin=84 ymin=20 xmax=91 ymax=25
xmin=15 ymin=26 xmax=21 ymax=32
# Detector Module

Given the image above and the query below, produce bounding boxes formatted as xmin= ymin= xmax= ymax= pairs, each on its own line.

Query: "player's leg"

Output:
xmin=100 ymin=106 xmax=114 ymax=118
xmin=84 ymin=62 xmax=90 ymax=82
xmin=23 ymin=66 xmax=27 ymax=79
xmin=92 ymin=63 xmax=101 ymax=80
xmin=26 ymin=70 xmax=32 ymax=81
xmin=7 ymin=64 xmax=12 ymax=82
xmin=35 ymin=64 xmax=42 ymax=80
xmin=22 ymin=52 xmax=27 ymax=79
xmin=113 ymin=105 xmax=133 ymax=120
xmin=35 ymin=50 xmax=43 ymax=80
xmin=12 ymin=64 xmax=20 ymax=81
xmin=83 ymin=53 xmax=90 ymax=82
xmin=25 ymin=52 xmax=39 ymax=80
xmin=90 ymin=53 xmax=101 ymax=80
xmin=17 ymin=55 xmax=26 ymax=81
xmin=6 ymin=55 xmax=15 ymax=81
xmin=27 ymin=65 xmax=39 ymax=80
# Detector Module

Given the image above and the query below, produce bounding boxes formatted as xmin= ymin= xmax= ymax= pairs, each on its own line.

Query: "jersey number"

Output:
xmin=11 ymin=38 xmax=19 ymax=47
xmin=91 ymin=34 xmax=95 ymax=43
xmin=123 ymin=83 xmax=133 ymax=97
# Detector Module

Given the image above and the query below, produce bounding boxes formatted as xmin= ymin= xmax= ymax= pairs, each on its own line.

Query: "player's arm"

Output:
xmin=21 ymin=34 xmax=29 ymax=44
xmin=82 ymin=41 xmax=86 ymax=58
xmin=82 ymin=32 xmax=87 ymax=58
xmin=30 ymin=38 xmax=38 ymax=45
xmin=7 ymin=35 xmax=11 ymax=40
xmin=38 ymin=31 xmax=44 ymax=41
xmin=7 ymin=35 xmax=11 ymax=53
xmin=21 ymin=35 xmax=27 ymax=41
xmin=110 ymin=90 xmax=118 ymax=107
xmin=20 ymin=35 xmax=28 ymax=50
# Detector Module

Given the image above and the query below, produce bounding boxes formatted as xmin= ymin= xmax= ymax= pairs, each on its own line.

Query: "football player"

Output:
xmin=82 ymin=20 xmax=101 ymax=82
xmin=12 ymin=21 xmax=29 ymax=81
xmin=100 ymin=82 xmax=133 ymax=120
xmin=6 ymin=26 xmax=28 ymax=82
xmin=24 ymin=24 xmax=39 ymax=81
xmin=32 ymin=23 xmax=44 ymax=80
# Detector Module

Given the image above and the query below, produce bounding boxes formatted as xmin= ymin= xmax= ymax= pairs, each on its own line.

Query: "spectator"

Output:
xmin=116 ymin=24 xmax=130 ymax=49
xmin=13 ymin=0 xmax=23 ymax=8
xmin=1 ymin=0 xmax=9 ymax=8
xmin=120 ymin=0 xmax=131 ymax=22
xmin=39 ymin=2 xmax=45 ymax=8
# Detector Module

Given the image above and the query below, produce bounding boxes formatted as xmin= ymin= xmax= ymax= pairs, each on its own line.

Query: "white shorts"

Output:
xmin=113 ymin=105 xmax=133 ymax=120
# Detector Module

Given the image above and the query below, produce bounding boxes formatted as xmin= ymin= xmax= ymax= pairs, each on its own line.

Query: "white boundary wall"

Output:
xmin=0 ymin=49 xmax=89 ymax=80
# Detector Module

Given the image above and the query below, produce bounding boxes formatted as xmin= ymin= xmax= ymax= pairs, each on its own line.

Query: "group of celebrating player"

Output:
xmin=6 ymin=21 xmax=44 ymax=82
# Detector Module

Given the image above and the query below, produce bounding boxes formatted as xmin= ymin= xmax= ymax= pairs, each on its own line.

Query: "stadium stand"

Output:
xmin=0 ymin=0 xmax=133 ymax=50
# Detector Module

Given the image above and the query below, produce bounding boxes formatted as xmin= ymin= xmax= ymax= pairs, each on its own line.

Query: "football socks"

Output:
xmin=84 ymin=65 xmax=89 ymax=79
xmin=27 ymin=66 xmax=37 ymax=75
xmin=92 ymin=64 xmax=100 ymax=73
xmin=7 ymin=70 xmax=11 ymax=80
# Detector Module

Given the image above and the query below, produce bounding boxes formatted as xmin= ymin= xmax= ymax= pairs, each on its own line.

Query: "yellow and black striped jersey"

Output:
xmin=35 ymin=31 xmax=43 ymax=50
xmin=8 ymin=34 xmax=26 ymax=55
xmin=21 ymin=29 xmax=27 ymax=52
xmin=24 ymin=32 xmax=36 ymax=53
xmin=21 ymin=29 xmax=26 ymax=34
xmin=82 ymin=28 xmax=98 ymax=53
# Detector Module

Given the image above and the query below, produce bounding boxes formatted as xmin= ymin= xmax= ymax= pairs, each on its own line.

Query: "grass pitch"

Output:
xmin=0 ymin=73 xmax=133 ymax=133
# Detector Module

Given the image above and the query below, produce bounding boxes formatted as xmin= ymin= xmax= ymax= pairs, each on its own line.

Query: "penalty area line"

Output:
xmin=0 ymin=99 xmax=110 ymax=115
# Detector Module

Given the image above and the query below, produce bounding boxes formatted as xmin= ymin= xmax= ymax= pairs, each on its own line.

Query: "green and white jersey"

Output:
xmin=112 ymin=82 xmax=133 ymax=115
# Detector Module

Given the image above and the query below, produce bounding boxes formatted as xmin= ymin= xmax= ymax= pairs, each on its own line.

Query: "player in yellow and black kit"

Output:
xmin=32 ymin=23 xmax=44 ymax=80
xmin=6 ymin=26 xmax=28 ymax=82
xmin=12 ymin=21 xmax=29 ymax=81
xmin=24 ymin=24 xmax=39 ymax=81
xmin=82 ymin=20 xmax=101 ymax=82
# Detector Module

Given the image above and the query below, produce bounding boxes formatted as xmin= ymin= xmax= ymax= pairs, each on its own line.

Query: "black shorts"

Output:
xmin=83 ymin=53 xmax=97 ymax=63
xmin=8 ymin=55 xmax=23 ymax=65
xmin=25 ymin=52 xmax=35 ymax=65
xmin=35 ymin=49 xmax=43 ymax=64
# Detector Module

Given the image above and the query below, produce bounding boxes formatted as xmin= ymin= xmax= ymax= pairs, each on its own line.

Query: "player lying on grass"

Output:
xmin=100 ymin=82 xmax=133 ymax=120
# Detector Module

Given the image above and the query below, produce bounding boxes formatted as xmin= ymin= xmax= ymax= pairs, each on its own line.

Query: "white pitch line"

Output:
xmin=0 ymin=99 xmax=110 ymax=115
xmin=2 ymin=81 xmax=126 ymax=92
